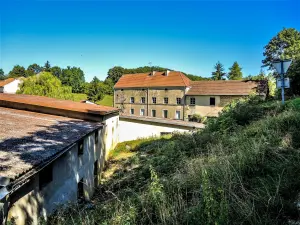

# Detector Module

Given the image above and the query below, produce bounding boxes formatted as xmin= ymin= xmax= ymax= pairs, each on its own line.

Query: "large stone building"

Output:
xmin=114 ymin=71 xmax=262 ymax=119
xmin=0 ymin=94 xmax=119 ymax=225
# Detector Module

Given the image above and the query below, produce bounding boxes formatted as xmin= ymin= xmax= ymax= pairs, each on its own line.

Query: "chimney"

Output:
xmin=165 ymin=70 xmax=170 ymax=76
xmin=150 ymin=71 xmax=156 ymax=76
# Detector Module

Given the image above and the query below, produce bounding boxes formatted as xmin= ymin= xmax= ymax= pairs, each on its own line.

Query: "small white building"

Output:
xmin=0 ymin=78 xmax=23 ymax=94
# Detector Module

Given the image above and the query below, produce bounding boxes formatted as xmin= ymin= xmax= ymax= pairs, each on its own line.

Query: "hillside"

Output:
xmin=48 ymin=97 xmax=300 ymax=225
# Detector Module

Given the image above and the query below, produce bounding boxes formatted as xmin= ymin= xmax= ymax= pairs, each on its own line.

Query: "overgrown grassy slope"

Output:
xmin=48 ymin=97 xmax=300 ymax=225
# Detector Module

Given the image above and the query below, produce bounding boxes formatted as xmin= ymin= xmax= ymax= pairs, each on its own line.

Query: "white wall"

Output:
xmin=3 ymin=80 xmax=22 ymax=94
xmin=118 ymin=119 xmax=191 ymax=142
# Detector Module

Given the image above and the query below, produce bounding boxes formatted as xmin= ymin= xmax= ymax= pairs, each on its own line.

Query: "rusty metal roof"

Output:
xmin=186 ymin=80 xmax=259 ymax=96
xmin=0 ymin=107 xmax=102 ymax=180
xmin=0 ymin=94 xmax=119 ymax=116
xmin=0 ymin=78 xmax=16 ymax=87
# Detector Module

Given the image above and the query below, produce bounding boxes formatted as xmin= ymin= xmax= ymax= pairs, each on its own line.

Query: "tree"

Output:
xmin=185 ymin=74 xmax=211 ymax=81
xmin=44 ymin=61 xmax=51 ymax=72
xmin=0 ymin=69 xmax=6 ymax=80
xmin=228 ymin=62 xmax=243 ymax=80
xmin=262 ymin=28 xmax=300 ymax=69
xmin=262 ymin=28 xmax=300 ymax=95
xmin=26 ymin=64 xmax=42 ymax=76
xmin=60 ymin=66 xmax=85 ymax=93
xmin=17 ymin=72 xmax=74 ymax=100
xmin=86 ymin=76 xmax=105 ymax=102
xmin=8 ymin=65 xmax=26 ymax=78
xmin=211 ymin=62 xmax=226 ymax=80
xmin=50 ymin=66 xmax=62 ymax=78
xmin=103 ymin=78 xmax=114 ymax=95
xmin=107 ymin=66 xmax=125 ymax=84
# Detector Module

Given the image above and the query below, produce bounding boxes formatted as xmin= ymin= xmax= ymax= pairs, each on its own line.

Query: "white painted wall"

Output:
xmin=118 ymin=119 xmax=191 ymax=142
xmin=2 ymin=80 xmax=22 ymax=94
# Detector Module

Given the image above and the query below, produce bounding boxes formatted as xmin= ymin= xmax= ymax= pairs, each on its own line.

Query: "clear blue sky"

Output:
xmin=0 ymin=0 xmax=299 ymax=81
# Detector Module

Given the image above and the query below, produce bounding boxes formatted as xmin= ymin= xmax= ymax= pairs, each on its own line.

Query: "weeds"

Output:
xmin=48 ymin=97 xmax=300 ymax=225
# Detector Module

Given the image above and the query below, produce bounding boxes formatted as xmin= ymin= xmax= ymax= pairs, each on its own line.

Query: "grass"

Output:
xmin=97 ymin=95 xmax=113 ymax=107
xmin=47 ymin=96 xmax=300 ymax=225
xmin=72 ymin=93 xmax=87 ymax=102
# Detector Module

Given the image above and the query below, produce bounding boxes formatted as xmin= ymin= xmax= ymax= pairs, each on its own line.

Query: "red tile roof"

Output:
xmin=114 ymin=71 xmax=191 ymax=88
xmin=186 ymin=80 xmax=260 ymax=96
xmin=0 ymin=94 xmax=119 ymax=116
xmin=0 ymin=78 xmax=16 ymax=87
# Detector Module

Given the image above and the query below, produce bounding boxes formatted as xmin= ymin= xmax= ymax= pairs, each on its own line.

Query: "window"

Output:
xmin=78 ymin=139 xmax=84 ymax=155
xmin=164 ymin=97 xmax=169 ymax=104
xmin=190 ymin=97 xmax=196 ymax=105
xmin=176 ymin=98 xmax=181 ymax=105
xmin=130 ymin=109 xmax=134 ymax=115
xmin=130 ymin=97 xmax=135 ymax=103
xmin=163 ymin=110 xmax=168 ymax=118
xmin=78 ymin=178 xmax=84 ymax=200
xmin=140 ymin=109 xmax=145 ymax=116
xmin=152 ymin=109 xmax=156 ymax=117
xmin=94 ymin=160 xmax=99 ymax=187
xmin=175 ymin=111 xmax=181 ymax=119
xmin=95 ymin=129 xmax=99 ymax=144
xmin=141 ymin=97 xmax=146 ymax=104
xmin=210 ymin=97 xmax=216 ymax=106
xmin=152 ymin=97 xmax=157 ymax=104
xmin=39 ymin=164 xmax=53 ymax=190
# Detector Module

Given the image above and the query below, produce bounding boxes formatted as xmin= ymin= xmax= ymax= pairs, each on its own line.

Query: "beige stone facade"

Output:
xmin=115 ymin=88 xmax=247 ymax=119
xmin=114 ymin=87 xmax=186 ymax=120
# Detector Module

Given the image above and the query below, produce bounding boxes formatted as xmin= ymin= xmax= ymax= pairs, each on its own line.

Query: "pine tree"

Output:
xmin=44 ymin=61 xmax=51 ymax=72
xmin=228 ymin=62 xmax=243 ymax=80
xmin=211 ymin=62 xmax=226 ymax=80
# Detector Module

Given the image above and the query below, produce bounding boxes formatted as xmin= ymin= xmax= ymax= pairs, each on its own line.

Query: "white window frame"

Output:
xmin=175 ymin=110 xmax=181 ymax=120
xmin=190 ymin=97 xmax=196 ymax=105
xmin=163 ymin=109 xmax=168 ymax=118
xmin=164 ymin=97 xmax=169 ymax=104
xmin=140 ymin=108 xmax=145 ymax=116
xmin=152 ymin=109 xmax=156 ymax=117
xmin=176 ymin=98 xmax=181 ymax=105
xmin=141 ymin=97 xmax=146 ymax=104
xmin=130 ymin=97 xmax=135 ymax=103
xmin=152 ymin=97 xmax=157 ymax=104
xmin=130 ymin=108 xmax=134 ymax=115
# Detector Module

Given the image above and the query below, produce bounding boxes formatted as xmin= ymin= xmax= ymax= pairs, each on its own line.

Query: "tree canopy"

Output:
xmin=17 ymin=72 xmax=74 ymax=100
xmin=0 ymin=69 xmax=6 ymax=80
xmin=44 ymin=60 xmax=51 ymax=72
xmin=8 ymin=65 xmax=26 ymax=78
xmin=228 ymin=62 xmax=243 ymax=80
xmin=184 ymin=74 xmax=211 ymax=81
xmin=26 ymin=64 xmax=43 ymax=77
xmin=262 ymin=28 xmax=300 ymax=95
xmin=211 ymin=62 xmax=226 ymax=80
xmin=60 ymin=66 xmax=85 ymax=93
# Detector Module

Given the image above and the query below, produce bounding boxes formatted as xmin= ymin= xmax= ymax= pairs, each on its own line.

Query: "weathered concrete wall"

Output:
xmin=2 ymin=80 xmax=21 ymax=94
xmin=185 ymin=95 xmax=245 ymax=117
xmin=102 ymin=114 xmax=119 ymax=158
xmin=114 ymin=88 xmax=186 ymax=120
xmin=118 ymin=117 xmax=202 ymax=142
xmin=6 ymin=128 xmax=106 ymax=225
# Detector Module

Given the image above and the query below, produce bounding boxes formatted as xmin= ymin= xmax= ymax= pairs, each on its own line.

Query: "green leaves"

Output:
xmin=211 ymin=61 xmax=226 ymax=80
xmin=228 ymin=61 xmax=243 ymax=80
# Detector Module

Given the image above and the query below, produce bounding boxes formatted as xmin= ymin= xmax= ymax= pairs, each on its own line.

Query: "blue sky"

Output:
xmin=0 ymin=0 xmax=299 ymax=81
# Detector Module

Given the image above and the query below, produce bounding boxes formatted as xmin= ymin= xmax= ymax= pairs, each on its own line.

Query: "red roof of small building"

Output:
xmin=186 ymin=80 xmax=260 ymax=96
xmin=0 ymin=94 xmax=119 ymax=116
xmin=0 ymin=78 xmax=16 ymax=87
xmin=114 ymin=71 xmax=191 ymax=88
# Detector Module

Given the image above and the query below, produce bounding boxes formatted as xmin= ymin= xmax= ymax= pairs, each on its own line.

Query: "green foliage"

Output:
xmin=262 ymin=28 xmax=300 ymax=69
xmin=107 ymin=66 xmax=126 ymax=84
xmin=262 ymin=28 xmax=300 ymax=95
xmin=44 ymin=60 xmax=51 ymax=72
xmin=0 ymin=68 xmax=6 ymax=80
xmin=72 ymin=93 xmax=87 ymax=102
xmin=60 ymin=66 xmax=85 ymax=93
xmin=17 ymin=72 xmax=74 ymax=100
xmin=185 ymin=74 xmax=211 ymax=81
xmin=97 ymin=95 xmax=113 ymax=106
xmin=228 ymin=61 xmax=243 ymax=80
xmin=8 ymin=65 xmax=26 ymax=78
xmin=189 ymin=114 xmax=207 ymax=123
xmin=26 ymin=63 xmax=42 ymax=76
xmin=86 ymin=76 xmax=106 ymax=102
xmin=50 ymin=66 xmax=62 ymax=78
xmin=211 ymin=61 xmax=226 ymax=80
